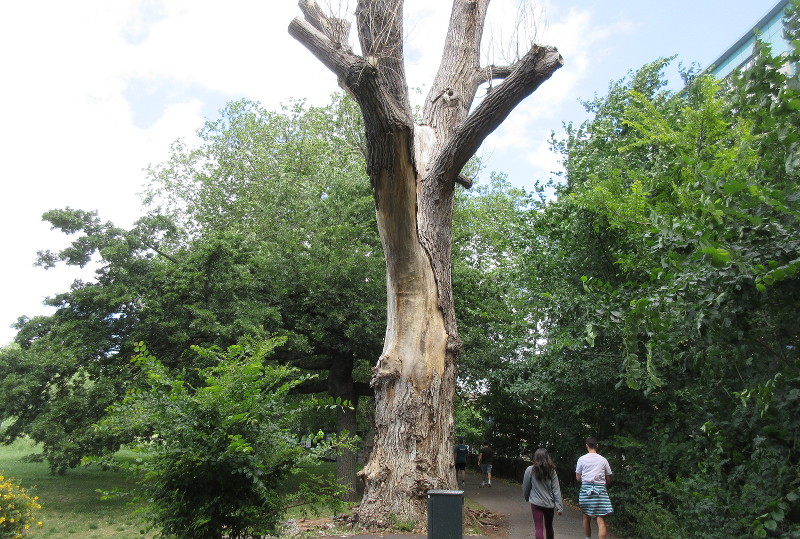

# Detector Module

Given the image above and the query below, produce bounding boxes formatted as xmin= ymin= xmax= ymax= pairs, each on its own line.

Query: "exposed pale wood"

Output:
xmin=288 ymin=0 xmax=562 ymax=527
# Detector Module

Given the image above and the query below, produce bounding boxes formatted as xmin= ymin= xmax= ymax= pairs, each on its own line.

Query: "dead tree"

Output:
xmin=289 ymin=0 xmax=562 ymax=527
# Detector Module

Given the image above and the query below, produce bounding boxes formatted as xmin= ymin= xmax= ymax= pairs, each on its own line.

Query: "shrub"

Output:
xmin=0 ymin=474 xmax=42 ymax=539
xmin=99 ymin=335 xmax=345 ymax=538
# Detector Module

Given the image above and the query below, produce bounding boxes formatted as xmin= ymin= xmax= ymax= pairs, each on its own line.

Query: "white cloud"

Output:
xmin=0 ymin=1 xmax=351 ymax=342
xmin=484 ymin=3 xmax=635 ymax=155
xmin=524 ymin=134 xmax=563 ymax=178
xmin=121 ymin=1 xmax=344 ymax=106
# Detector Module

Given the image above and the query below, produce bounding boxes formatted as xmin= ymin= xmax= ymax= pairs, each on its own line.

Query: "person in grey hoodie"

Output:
xmin=522 ymin=448 xmax=563 ymax=539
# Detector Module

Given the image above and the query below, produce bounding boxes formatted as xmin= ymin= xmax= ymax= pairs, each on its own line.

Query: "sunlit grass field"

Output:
xmin=0 ymin=438 xmax=151 ymax=538
xmin=0 ymin=438 xmax=347 ymax=537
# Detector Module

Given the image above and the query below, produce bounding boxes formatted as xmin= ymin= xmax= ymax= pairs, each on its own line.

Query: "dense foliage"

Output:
xmin=0 ymin=97 xmax=384 ymax=482
xmin=142 ymin=96 xmax=384 ymax=498
xmin=489 ymin=5 xmax=800 ymax=537
xmin=98 ymin=336 xmax=343 ymax=538
xmin=451 ymin=172 xmax=544 ymax=451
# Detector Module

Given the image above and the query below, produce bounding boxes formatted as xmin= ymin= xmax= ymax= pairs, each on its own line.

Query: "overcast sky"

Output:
xmin=0 ymin=0 xmax=781 ymax=345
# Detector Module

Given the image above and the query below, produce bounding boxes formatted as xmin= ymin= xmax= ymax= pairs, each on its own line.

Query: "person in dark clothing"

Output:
xmin=454 ymin=436 xmax=468 ymax=486
xmin=478 ymin=441 xmax=494 ymax=487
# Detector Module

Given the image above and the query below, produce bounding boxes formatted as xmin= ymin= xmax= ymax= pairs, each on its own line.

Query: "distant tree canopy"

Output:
xmin=480 ymin=5 xmax=800 ymax=537
xmin=0 ymin=96 xmax=385 ymax=476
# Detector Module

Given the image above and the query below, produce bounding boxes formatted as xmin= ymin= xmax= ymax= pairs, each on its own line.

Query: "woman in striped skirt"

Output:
xmin=575 ymin=437 xmax=613 ymax=539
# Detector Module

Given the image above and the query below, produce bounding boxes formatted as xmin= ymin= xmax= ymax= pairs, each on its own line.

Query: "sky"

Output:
xmin=0 ymin=0 xmax=782 ymax=346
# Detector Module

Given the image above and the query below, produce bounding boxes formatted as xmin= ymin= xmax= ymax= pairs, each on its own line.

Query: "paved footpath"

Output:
xmin=327 ymin=471 xmax=619 ymax=538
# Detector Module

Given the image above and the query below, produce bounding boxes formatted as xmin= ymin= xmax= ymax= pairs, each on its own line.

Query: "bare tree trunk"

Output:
xmin=289 ymin=0 xmax=563 ymax=527
xmin=336 ymin=404 xmax=359 ymax=502
xmin=290 ymin=353 xmax=372 ymax=502
xmin=326 ymin=355 xmax=360 ymax=502
xmin=354 ymin=128 xmax=456 ymax=525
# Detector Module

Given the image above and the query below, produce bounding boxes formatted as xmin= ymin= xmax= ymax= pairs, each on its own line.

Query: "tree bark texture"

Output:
xmin=288 ymin=354 xmax=372 ymax=501
xmin=289 ymin=0 xmax=563 ymax=527
xmin=329 ymin=355 xmax=362 ymax=502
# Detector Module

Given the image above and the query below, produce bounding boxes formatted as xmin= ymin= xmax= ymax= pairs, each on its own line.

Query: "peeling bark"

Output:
xmin=289 ymin=0 xmax=563 ymax=527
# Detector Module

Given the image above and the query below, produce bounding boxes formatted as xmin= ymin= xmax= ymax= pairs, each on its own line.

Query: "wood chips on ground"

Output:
xmin=289 ymin=506 xmax=507 ymax=537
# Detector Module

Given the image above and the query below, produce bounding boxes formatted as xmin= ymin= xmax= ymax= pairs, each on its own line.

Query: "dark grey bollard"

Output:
xmin=427 ymin=489 xmax=464 ymax=539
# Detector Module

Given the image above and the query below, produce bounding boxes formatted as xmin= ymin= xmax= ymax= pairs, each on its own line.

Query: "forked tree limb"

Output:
xmin=289 ymin=355 xmax=335 ymax=371
xmin=290 ymin=1 xmax=413 ymax=174
xmin=288 ymin=16 xmax=365 ymax=87
xmin=426 ymin=44 xmax=564 ymax=186
xmin=298 ymin=0 xmax=351 ymax=48
xmin=291 ymin=377 xmax=374 ymax=397
xmin=423 ymin=0 xmax=490 ymax=137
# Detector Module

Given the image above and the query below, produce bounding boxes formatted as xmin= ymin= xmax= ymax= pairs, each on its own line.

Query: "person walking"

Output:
xmin=575 ymin=437 xmax=613 ymax=539
xmin=522 ymin=448 xmax=563 ymax=539
xmin=477 ymin=441 xmax=494 ymax=487
xmin=454 ymin=436 xmax=468 ymax=487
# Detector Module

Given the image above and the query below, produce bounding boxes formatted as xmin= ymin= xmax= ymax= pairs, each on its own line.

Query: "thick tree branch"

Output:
xmin=288 ymin=377 xmax=373 ymax=398
xmin=298 ymin=0 xmax=351 ymax=48
xmin=427 ymin=44 xmax=564 ymax=184
xmin=477 ymin=64 xmax=514 ymax=84
xmin=288 ymin=16 xmax=367 ymax=85
xmin=289 ymin=355 xmax=334 ymax=371
xmin=291 ymin=377 xmax=329 ymax=395
xmin=423 ymin=0 xmax=490 ymax=137
xmin=456 ymin=174 xmax=473 ymax=189
xmin=291 ymin=1 xmax=413 ymax=174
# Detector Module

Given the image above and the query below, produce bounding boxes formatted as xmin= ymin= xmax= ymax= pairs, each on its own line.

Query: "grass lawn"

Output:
xmin=1 ymin=440 xmax=497 ymax=538
xmin=1 ymin=440 xmax=354 ymax=538
xmin=0 ymin=438 xmax=152 ymax=538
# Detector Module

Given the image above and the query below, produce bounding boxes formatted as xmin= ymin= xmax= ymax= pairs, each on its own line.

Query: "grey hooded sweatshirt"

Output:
xmin=522 ymin=465 xmax=564 ymax=512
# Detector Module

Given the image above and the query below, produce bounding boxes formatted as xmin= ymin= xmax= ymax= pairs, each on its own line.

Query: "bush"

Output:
xmin=0 ymin=474 xmax=42 ymax=539
xmin=99 ymin=335 xmax=345 ymax=538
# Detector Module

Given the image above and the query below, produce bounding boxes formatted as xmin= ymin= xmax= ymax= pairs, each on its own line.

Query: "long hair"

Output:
xmin=532 ymin=448 xmax=556 ymax=481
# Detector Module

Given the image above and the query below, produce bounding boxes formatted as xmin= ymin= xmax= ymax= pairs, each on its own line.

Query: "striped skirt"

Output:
xmin=579 ymin=482 xmax=613 ymax=516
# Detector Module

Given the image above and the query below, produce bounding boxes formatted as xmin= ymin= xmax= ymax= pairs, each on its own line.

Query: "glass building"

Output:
xmin=708 ymin=0 xmax=793 ymax=78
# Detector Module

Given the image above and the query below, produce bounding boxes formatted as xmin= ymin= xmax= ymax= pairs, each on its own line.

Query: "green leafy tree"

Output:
xmin=451 ymin=173 xmax=548 ymax=456
xmin=0 ymin=96 xmax=384 ymax=490
xmin=520 ymin=5 xmax=800 ymax=536
xmin=143 ymin=96 xmax=384 ymax=500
